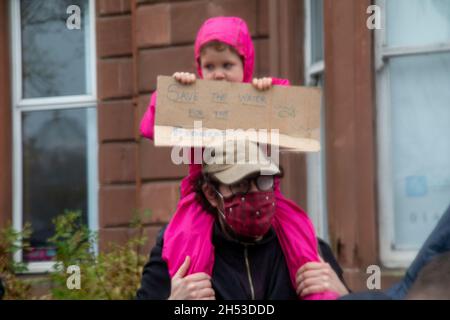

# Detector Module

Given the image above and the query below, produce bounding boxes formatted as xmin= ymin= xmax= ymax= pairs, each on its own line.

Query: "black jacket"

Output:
xmin=0 ymin=277 xmax=4 ymax=300
xmin=136 ymin=222 xmax=346 ymax=300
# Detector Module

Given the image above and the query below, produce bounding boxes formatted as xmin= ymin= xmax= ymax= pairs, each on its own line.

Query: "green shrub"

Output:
xmin=0 ymin=222 xmax=32 ymax=299
xmin=1 ymin=209 xmax=151 ymax=300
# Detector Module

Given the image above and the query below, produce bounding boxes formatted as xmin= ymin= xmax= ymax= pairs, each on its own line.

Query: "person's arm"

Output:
xmin=295 ymin=238 xmax=350 ymax=298
xmin=252 ymin=77 xmax=290 ymax=90
xmin=139 ymin=72 xmax=196 ymax=140
xmin=140 ymin=91 xmax=158 ymax=140
xmin=270 ymin=78 xmax=290 ymax=86
xmin=0 ymin=277 xmax=5 ymax=300
xmin=171 ymin=72 xmax=291 ymax=90
xmin=387 ymin=203 xmax=450 ymax=299
xmin=136 ymin=225 xmax=215 ymax=300
xmin=317 ymin=238 xmax=351 ymax=292
xmin=136 ymin=225 xmax=171 ymax=300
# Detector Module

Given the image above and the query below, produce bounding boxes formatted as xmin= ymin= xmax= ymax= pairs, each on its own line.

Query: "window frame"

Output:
xmin=304 ymin=0 xmax=328 ymax=241
xmin=375 ymin=0 xmax=450 ymax=268
xmin=10 ymin=0 xmax=98 ymax=273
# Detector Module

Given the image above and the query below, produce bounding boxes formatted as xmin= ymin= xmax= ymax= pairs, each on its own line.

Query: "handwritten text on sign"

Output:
xmin=154 ymin=76 xmax=321 ymax=151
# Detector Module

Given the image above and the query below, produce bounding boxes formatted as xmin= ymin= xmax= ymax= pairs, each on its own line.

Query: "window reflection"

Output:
xmin=21 ymin=0 xmax=89 ymax=98
xmin=310 ymin=0 xmax=324 ymax=64
xmin=386 ymin=0 xmax=450 ymax=47
xmin=390 ymin=53 xmax=450 ymax=249
xmin=22 ymin=108 xmax=90 ymax=262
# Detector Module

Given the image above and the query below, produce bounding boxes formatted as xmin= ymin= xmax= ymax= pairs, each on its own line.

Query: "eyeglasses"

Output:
xmin=224 ymin=175 xmax=275 ymax=196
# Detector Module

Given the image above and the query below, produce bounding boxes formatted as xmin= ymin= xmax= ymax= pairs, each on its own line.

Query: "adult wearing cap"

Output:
xmin=137 ymin=141 xmax=347 ymax=299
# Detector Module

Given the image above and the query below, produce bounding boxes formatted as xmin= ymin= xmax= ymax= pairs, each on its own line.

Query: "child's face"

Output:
xmin=200 ymin=47 xmax=244 ymax=83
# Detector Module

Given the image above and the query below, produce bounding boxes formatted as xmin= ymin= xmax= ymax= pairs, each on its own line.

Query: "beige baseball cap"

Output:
xmin=202 ymin=139 xmax=280 ymax=185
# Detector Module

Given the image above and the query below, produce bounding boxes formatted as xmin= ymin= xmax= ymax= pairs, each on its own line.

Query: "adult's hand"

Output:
xmin=168 ymin=256 xmax=215 ymax=300
xmin=295 ymin=257 xmax=349 ymax=297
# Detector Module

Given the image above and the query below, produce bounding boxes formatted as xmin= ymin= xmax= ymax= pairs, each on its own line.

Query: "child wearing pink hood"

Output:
xmin=139 ymin=16 xmax=340 ymax=300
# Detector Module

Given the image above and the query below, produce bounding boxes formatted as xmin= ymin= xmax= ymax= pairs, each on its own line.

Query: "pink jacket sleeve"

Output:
xmin=140 ymin=91 xmax=158 ymax=140
xmin=271 ymin=77 xmax=291 ymax=86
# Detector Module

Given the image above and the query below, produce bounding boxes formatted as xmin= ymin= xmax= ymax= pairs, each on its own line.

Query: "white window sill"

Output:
xmin=17 ymin=261 xmax=58 ymax=275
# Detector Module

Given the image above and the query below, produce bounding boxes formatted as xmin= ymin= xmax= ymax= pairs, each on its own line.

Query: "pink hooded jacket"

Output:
xmin=140 ymin=17 xmax=338 ymax=300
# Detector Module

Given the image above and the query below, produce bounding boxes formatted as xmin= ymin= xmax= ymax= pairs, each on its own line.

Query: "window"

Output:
xmin=304 ymin=0 xmax=328 ymax=241
xmin=10 ymin=0 xmax=98 ymax=272
xmin=376 ymin=0 xmax=450 ymax=267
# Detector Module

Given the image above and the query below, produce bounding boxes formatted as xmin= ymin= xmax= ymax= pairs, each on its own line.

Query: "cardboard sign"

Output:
xmin=154 ymin=75 xmax=321 ymax=151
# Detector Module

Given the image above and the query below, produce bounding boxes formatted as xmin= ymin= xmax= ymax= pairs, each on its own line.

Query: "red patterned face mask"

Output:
xmin=216 ymin=191 xmax=276 ymax=239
